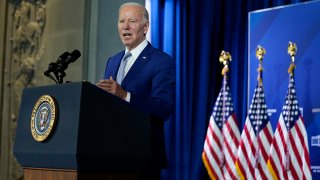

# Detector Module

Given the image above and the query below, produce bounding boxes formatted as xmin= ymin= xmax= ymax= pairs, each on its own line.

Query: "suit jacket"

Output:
xmin=103 ymin=43 xmax=175 ymax=168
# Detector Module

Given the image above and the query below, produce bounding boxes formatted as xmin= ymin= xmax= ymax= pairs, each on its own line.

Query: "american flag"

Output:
xmin=202 ymin=77 xmax=240 ymax=179
xmin=267 ymin=74 xmax=311 ymax=180
xmin=236 ymin=82 xmax=274 ymax=180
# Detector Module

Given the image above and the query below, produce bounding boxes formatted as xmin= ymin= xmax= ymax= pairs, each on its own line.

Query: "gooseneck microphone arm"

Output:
xmin=44 ymin=52 xmax=69 ymax=84
xmin=54 ymin=50 xmax=81 ymax=84
xmin=44 ymin=50 xmax=81 ymax=84
xmin=46 ymin=70 xmax=59 ymax=84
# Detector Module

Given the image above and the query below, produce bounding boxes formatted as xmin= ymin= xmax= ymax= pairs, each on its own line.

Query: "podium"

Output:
xmin=13 ymin=82 xmax=152 ymax=179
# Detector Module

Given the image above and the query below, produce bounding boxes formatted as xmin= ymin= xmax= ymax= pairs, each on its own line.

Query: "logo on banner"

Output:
xmin=311 ymin=135 xmax=320 ymax=147
xmin=31 ymin=95 xmax=57 ymax=142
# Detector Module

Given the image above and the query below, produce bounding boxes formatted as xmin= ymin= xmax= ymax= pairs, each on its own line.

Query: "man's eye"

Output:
xmin=119 ymin=20 xmax=125 ymax=23
xmin=130 ymin=20 xmax=136 ymax=23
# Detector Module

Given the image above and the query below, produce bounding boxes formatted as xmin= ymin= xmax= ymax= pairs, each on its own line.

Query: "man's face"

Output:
xmin=118 ymin=5 xmax=149 ymax=51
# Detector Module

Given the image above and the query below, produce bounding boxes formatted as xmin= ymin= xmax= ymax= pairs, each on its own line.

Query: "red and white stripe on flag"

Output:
xmin=236 ymin=84 xmax=274 ymax=180
xmin=236 ymin=118 xmax=273 ymax=179
xmin=202 ymin=84 xmax=240 ymax=180
xmin=267 ymin=114 xmax=312 ymax=180
xmin=267 ymin=75 xmax=311 ymax=180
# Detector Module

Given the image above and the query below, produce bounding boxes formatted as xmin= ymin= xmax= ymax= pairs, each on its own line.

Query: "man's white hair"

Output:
xmin=120 ymin=2 xmax=149 ymax=23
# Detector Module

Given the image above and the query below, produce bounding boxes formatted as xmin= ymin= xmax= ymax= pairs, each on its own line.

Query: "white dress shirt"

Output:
xmin=123 ymin=39 xmax=148 ymax=102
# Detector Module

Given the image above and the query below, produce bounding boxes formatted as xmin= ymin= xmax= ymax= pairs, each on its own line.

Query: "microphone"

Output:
xmin=44 ymin=52 xmax=70 ymax=76
xmin=55 ymin=49 xmax=81 ymax=72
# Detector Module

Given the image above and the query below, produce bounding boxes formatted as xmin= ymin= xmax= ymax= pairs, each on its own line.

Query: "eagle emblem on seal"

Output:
xmin=31 ymin=95 xmax=57 ymax=142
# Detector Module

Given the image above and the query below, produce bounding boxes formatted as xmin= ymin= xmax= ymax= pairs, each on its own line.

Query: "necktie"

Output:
xmin=116 ymin=52 xmax=132 ymax=84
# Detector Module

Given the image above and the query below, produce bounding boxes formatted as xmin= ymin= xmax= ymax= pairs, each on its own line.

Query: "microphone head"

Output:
xmin=54 ymin=50 xmax=81 ymax=73
xmin=65 ymin=50 xmax=81 ymax=64
xmin=44 ymin=52 xmax=70 ymax=76
xmin=57 ymin=52 xmax=70 ymax=64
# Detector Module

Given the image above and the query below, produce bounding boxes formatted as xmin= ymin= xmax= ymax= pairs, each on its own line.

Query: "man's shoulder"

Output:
xmin=145 ymin=44 xmax=173 ymax=60
xmin=110 ymin=50 xmax=125 ymax=60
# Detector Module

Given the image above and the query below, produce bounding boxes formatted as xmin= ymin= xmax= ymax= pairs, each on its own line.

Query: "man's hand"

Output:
xmin=96 ymin=77 xmax=127 ymax=99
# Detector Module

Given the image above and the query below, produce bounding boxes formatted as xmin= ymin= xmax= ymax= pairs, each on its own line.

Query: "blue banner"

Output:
xmin=249 ymin=1 xmax=320 ymax=178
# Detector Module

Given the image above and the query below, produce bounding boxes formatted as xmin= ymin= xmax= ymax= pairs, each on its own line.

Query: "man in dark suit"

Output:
xmin=96 ymin=2 xmax=175 ymax=179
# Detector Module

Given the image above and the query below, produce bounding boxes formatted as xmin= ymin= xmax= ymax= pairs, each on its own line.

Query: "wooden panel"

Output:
xmin=24 ymin=168 xmax=77 ymax=180
xmin=24 ymin=168 xmax=140 ymax=180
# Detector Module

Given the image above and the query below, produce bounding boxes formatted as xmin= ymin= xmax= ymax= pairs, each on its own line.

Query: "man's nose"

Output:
xmin=124 ymin=21 xmax=130 ymax=29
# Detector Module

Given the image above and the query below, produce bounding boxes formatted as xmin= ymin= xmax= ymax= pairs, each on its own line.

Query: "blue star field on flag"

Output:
xmin=212 ymin=81 xmax=234 ymax=129
xmin=248 ymin=84 xmax=269 ymax=135
xmin=282 ymin=74 xmax=301 ymax=130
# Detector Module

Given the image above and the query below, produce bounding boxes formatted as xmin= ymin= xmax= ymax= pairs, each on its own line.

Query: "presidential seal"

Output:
xmin=31 ymin=95 xmax=57 ymax=142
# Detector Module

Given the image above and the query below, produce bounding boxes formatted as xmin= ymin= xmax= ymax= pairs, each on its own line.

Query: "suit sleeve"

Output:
xmin=103 ymin=57 xmax=112 ymax=79
xmin=130 ymin=55 xmax=175 ymax=120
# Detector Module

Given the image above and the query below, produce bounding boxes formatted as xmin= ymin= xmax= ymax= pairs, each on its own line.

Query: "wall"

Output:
xmin=0 ymin=0 xmax=85 ymax=179
xmin=86 ymin=0 xmax=145 ymax=83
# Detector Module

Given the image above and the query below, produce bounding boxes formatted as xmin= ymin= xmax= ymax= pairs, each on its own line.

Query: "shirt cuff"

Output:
xmin=125 ymin=92 xmax=131 ymax=102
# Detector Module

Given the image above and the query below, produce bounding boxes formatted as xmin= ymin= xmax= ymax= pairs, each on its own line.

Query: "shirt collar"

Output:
xmin=125 ymin=39 xmax=148 ymax=60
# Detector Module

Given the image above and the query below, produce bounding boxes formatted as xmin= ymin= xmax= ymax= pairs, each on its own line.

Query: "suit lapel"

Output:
xmin=107 ymin=51 xmax=125 ymax=80
xmin=122 ymin=44 xmax=153 ymax=85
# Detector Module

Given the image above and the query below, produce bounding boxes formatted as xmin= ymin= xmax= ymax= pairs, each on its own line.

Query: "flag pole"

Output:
xmin=254 ymin=45 xmax=266 ymax=168
xmin=219 ymin=50 xmax=232 ymax=167
xmin=285 ymin=41 xmax=297 ymax=171
xmin=256 ymin=45 xmax=266 ymax=86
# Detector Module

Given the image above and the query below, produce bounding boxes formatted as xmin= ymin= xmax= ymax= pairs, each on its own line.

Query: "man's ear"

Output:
xmin=144 ymin=22 xmax=149 ymax=35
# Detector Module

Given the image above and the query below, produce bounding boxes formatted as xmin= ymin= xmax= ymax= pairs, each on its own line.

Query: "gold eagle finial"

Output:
xmin=219 ymin=51 xmax=232 ymax=76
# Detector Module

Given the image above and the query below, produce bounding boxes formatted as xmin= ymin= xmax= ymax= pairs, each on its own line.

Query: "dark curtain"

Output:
xmin=150 ymin=0 xmax=309 ymax=179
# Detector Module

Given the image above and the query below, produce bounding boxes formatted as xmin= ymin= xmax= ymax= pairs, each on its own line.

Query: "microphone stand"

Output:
xmin=46 ymin=73 xmax=59 ymax=84
xmin=44 ymin=50 xmax=81 ymax=84
xmin=54 ymin=70 xmax=66 ymax=84
xmin=54 ymin=64 xmax=68 ymax=84
xmin=44 ymin=67 xmax=67 ymax=84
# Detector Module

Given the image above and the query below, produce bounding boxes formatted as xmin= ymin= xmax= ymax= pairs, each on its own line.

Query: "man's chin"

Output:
xmin=123 ymin=42 xmax=134 ymax=49
xmin=122 ymin=40 xmax=131 ymax=46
